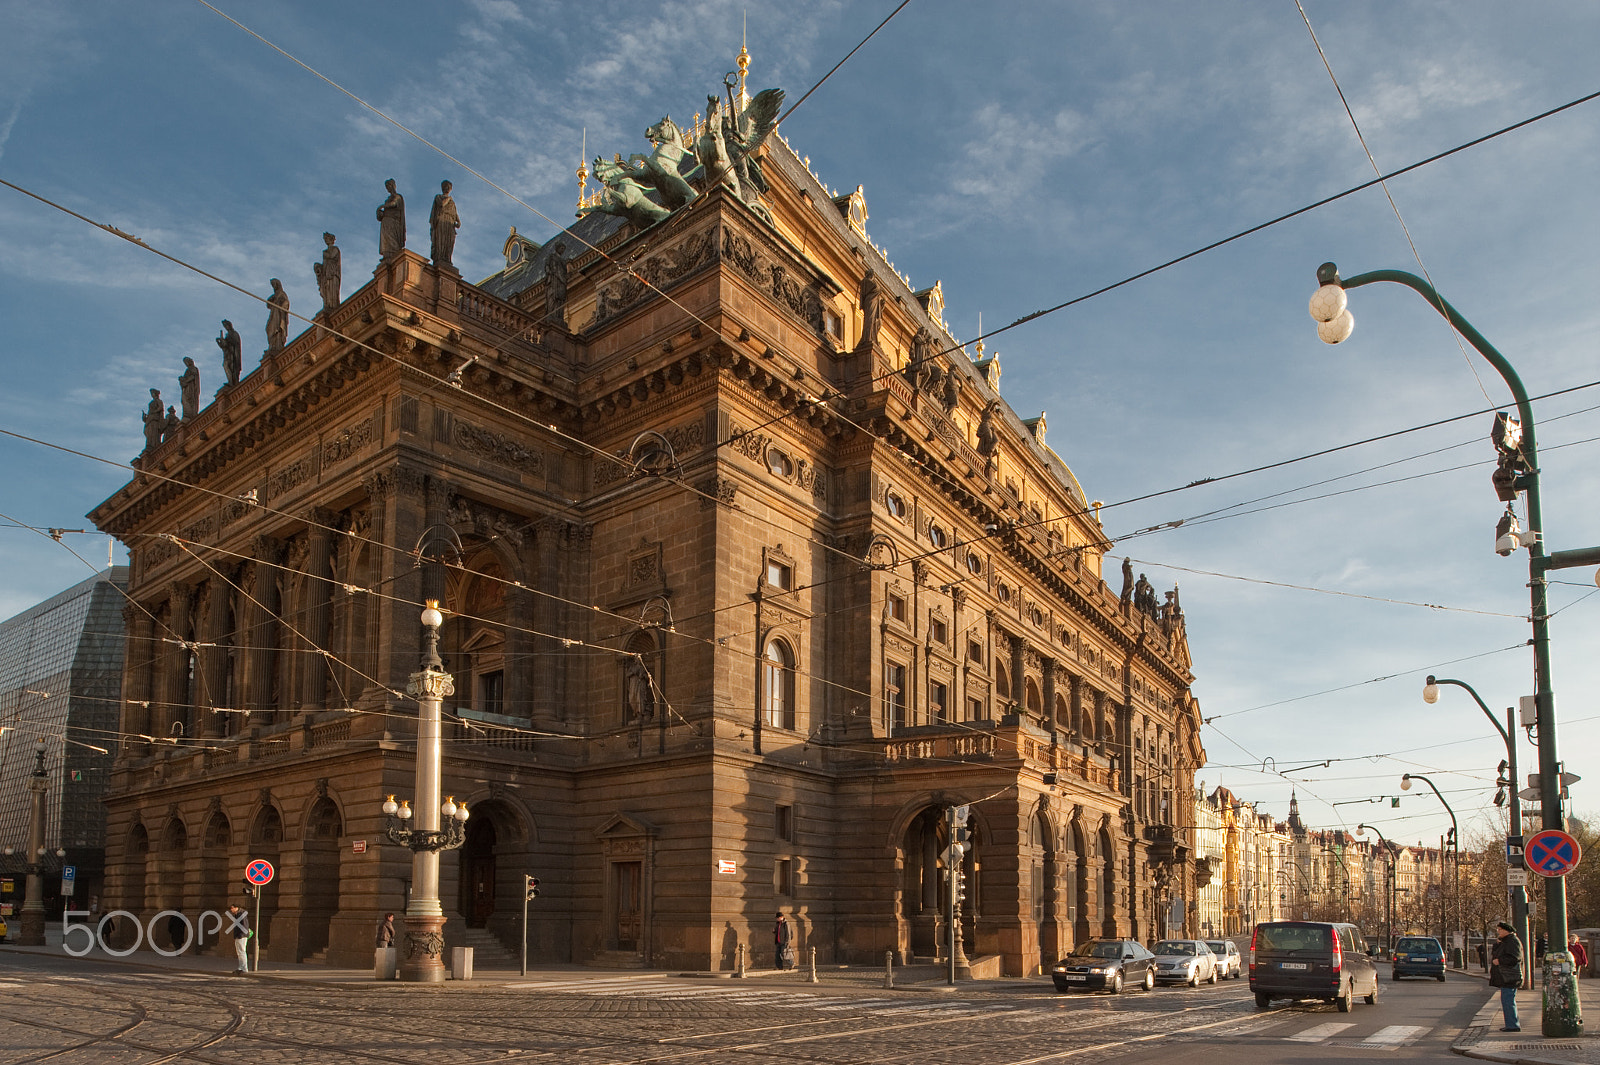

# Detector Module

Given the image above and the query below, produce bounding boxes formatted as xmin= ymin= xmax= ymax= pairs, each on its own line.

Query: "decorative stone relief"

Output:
xmin=266 ymin=456 xmax=314 ymax=501
xmin=591 ymin=228 xmax=718 ymax=325
xmin=723 ymin=227 xmax=827 ymax=335
xmin=696 ymin=474 xmax=737 ymax=509
xmin=447 ymin=494 xmax=526 ymax=548
xmin=324 ymin=418 xmax=374 ymax=465
xmin=727 ymin=424 xmax=827 ymax=501
xmin=453 ymin=421 xmax=543 ymax=474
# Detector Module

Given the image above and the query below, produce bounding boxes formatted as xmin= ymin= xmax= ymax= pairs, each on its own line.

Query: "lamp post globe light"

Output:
xmin=1400 ymin=773 xmax=1460 ymax=968
xmin=1312 ymin=263 xmax=1590 ymax=1036
xmin=382 ymin=599 xmax=467 ymax=983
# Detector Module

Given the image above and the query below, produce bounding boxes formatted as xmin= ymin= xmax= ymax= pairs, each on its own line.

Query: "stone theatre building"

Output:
xmin=92 ymin=70 xmax=1206 ymax=975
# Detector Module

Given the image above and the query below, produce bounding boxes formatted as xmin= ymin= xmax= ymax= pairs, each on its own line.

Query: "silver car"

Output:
xmin=1206 ymin=939 xmax=1243 ymax=979
xmin=1152 ymin=939 xmax=1219 ymax=986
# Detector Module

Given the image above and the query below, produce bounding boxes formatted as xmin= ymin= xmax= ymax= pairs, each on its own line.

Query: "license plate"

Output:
xmin=1280 ymin=962 xmax=1308 ymax=970
xmin=1065 ymin=974 xmax=1087 ymax=981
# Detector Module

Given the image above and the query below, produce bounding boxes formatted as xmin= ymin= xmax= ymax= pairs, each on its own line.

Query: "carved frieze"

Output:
xmin=592 ymin=228 xmax=718 ymax=324
xmin=266 ymin=456 xmax=314 ymax=501
xmin=447 ymin=494 xmax=526 ymax=548
xmin=727 ymin=424 xmax=827 ymax=501
xmin=324 ymin=418 xmax=374 ymax=466
xmin=453 ymin=421 xmax=543 ymax=474
xmin=723 ymin=228 xmax=827 ymax=336
xmin=697 ymin=474 xmax=737 ymax=510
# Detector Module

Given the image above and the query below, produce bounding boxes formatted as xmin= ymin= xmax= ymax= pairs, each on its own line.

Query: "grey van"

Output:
xmin=1250 ymin=920 xmax=1379 ymax=1011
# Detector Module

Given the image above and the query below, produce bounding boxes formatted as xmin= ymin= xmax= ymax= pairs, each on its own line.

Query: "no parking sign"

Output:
xmin=245 ymin=858 xmax=276 ymax=886
xmin=1525 ymin=829 xmax=1581 ymax=878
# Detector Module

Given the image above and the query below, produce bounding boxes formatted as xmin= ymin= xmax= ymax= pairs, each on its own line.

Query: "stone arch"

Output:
xmin=1028 ymin=803 xmax=1061 ymax=966
xmin=760 ymin=631 xmax=798 ymax=732
xmin=995 ymin=660 xmax=1011 ymax=701
xmin=197 ymin=808 xmax=232 ymax=937
xmin=249 ymin=803 xmax=283 ymax=954
xmin=450 ymin=797 xmax=531 ymax=948
xmin=161 ymin=814 xmax=188 ymax=853
xmin=202 ymin=809 xmax=231 ymax=849
xmin=251 ymin=804 xmax=284 ymax=846
xmin=890 ymin=795 xmax=984 ymax=966
xmin=1024 ymin=677 xmax=1042 ymax=718
xmin=120 ymin=821 xmax=150 ymax=925
xmin=460 ymin=787 xmax=537 ymax=845
xmin=1054 ymin=691 xmax=1069 ymax=732
xmin=297 ymin=795 xmax=343 ymax=961
xmin=1067 ymin=817 xmax=1089 ymax=946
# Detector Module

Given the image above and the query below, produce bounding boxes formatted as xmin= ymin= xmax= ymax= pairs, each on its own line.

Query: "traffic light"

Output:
xmin=953 ymin=866 xmax=967 ymax=901
xmin=240 ymin=879 xmax=256 ymax=898
xmin=524 ymin=874 xmax=540 ymax=901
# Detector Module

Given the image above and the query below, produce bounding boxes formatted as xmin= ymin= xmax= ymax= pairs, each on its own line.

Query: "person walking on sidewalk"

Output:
xmin=774 ymin=912 xmax=794 ymax=970
xmin=376 ymin=913 xmax=395 ymax=948
xmin=226 ymin=904 xmax=252 ymax=974
xmin=1490 ymin=921 xmax=1524 ymax=1032
xmin=1570 ymin=934 xmax=1589 ymax=977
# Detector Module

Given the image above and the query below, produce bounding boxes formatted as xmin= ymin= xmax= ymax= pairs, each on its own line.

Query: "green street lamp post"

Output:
xmin=1401 ymin=773 xmax=1460 ymax=968
xmin=1357 ymin=823 xmax=1397 ymax=954
xmin=1313 ymin=263 xmax=1588 ymax=1036
xmin=1424 ymin=676 xmax=1530 ymax=985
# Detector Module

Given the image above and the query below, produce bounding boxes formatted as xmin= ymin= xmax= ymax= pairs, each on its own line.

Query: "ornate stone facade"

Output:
xmin=89 ymin=91 xmax=1204 ymax=976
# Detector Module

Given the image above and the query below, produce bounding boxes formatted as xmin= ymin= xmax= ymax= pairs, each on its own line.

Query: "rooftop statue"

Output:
xmin=579 ymin=156 xmax=673 ymax=230
xmin=142 ymin=388 xmax=164 ymax=452
xmin=265 ymin=278 xmax=290 ymax=352
xmin=430 ymin=180 xmax=459 ymax=268
xmin=314 ymin=232 xmax=341 ymax=312
xmin=579 ymin=75 xmax=785 ymax=229
xmin=377 ymin=179 xmax=405 ymax=261
xmin=179 ymin=357 xmax=199 ymax=419
xmin=215 ymin=319 xmax=242 ymax=387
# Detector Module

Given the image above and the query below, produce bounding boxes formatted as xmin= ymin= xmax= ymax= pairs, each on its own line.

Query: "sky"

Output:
xmin=1 ymin=0 xmax=1597 ymax=852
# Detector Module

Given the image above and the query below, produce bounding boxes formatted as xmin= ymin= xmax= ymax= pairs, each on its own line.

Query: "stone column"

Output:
xmin=1042 ymin=658 xmax=1057 ymax=735
xmin=531 ymin=519 xmax=564 ymax=724
xmin=505 ymin=583 xmax=533 ymax=718
xmin=201 ymin=571 xmax=235 ymax=737
xmin=248 ymin=537 xmax=283 ymax=726
xmin=1009 ymin=636 xmax=1024 ymax=715
xmin=300 ymin=510 xmax=335 ymax=710
xmin=120 ymin=601 xmax=154 ymax=751
xmin=162 ymin=583 xmax=195 ymax=739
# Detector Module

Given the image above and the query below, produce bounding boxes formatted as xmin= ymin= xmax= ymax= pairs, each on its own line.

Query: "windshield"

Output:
xmin=1397 ymin=937 xmax=1441 ymax=954
xmin=1206 ymin=941 xmax=1229 ymax=954
xmin=1154 ymin=941 xmax=1193 ymax=955
xmin=1071 ymin=941 xmax=1124 ymax=959
xmin=1255 ymin=924 xmax=1331 ymax=952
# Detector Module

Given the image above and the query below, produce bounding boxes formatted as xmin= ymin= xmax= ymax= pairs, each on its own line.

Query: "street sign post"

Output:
xmin=244 ymin=859 xmax=275 ymax=972
xmin=61 ymin=864 xmax=76 ymax=897
xmin=1525 ymin=829 xmax=1581 ymax=878
xmin=1507 ymin=869 xmax=1529 ymax=888
xmin=1506 ymin=835 xmax=1524 ymax=868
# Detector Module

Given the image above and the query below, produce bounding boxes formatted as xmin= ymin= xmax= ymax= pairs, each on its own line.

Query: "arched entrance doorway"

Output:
xmin=458 ymin=816 xmax=497 ymax=928
xmin=301 ymin=797 xmax=341 ymax=960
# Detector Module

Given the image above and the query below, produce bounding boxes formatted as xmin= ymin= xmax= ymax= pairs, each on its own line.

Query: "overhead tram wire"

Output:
xmin=1294 ymin=0 xmax=1497 ymax=406
xmin=912 ymin=83 xmax=1600 ymax=367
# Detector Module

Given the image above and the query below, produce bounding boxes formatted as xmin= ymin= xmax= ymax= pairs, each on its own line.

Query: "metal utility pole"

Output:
xmin=945 ymin=804 xmax=971 ymax=985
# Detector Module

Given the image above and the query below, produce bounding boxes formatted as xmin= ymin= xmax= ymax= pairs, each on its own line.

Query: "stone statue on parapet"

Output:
xmin=163 ymin=406 xmax=180 ymax=443
xmin=179 ymin=357 xmax=199 ymax=419
xmin=314 ymin=232 xmax=341 ymax=312
xmin=216 ymin=320 xmax=242 ymax=387
xmin=265 ymin=278 xmax=290 ymax=352
xmin=143 ymin=389 xmax=164 ymax=451
xmin=1120 ymin=557 xmax=1134 ymax=607
xmin=430 ymin=180 xmax=459 ymax=268
xmin=377 ymin=178 xmax=406 ymax=260
xmin=544 ymin=241 xmax=569 ymax=327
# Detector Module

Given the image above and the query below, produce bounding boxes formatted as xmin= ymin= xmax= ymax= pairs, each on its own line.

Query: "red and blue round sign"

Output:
xmin=1524 ymin=829 xmax=1581 ymax=878
xmin=245 ymin=858 xmax=276 ymax=886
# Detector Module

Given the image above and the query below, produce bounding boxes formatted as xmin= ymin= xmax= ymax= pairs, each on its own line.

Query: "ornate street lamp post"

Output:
xmin=1357 ymin=824 xmax=1397 ymax=954
xmin=1401 ymin=773 xmax=1459 ymax=967
xmin=17 ymin=739 xmax=49 ymax=945
xmin=1424 ymin=676 xmax=1530 ymax=984
xmin=381 ymin=600 xmax=468 ymax=982
xmin=1312 ymin=264 xmax=1589 ymax=1036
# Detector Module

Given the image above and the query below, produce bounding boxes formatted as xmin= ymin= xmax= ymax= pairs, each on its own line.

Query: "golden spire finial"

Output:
xmin=737 ymin=10 xmax=750 ymax=110
xmin=577 ymin=128 xmax=589 ymax=209
xmin=975 ymin=312 xmax=985 ymax=359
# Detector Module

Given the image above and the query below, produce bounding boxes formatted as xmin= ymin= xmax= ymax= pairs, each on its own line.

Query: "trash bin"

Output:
xmin=1450 ymin=947 xmax=1464 ymax=969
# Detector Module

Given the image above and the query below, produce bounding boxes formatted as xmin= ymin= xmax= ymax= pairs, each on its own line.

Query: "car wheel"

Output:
xmin=1209 ymin=967 xmax=1219 ymax=985
xmin=1365 ymin=980 xmax=1378 ymax=1005
xmin=1110 ymin=972 xmax=1124 ymax=994
xmin=1255 ymin=991 xmax=1271 ymax=1009
xmin=1436 ymin=974 xmax=1446 ymax=983
xmin=1143 ymin=969 xmax=1154 ymax=991
xmin=1336 ymin=980 xmax=1352 ymax=1013
xmin=1188 ymin=971 xmax=1200 ymax=988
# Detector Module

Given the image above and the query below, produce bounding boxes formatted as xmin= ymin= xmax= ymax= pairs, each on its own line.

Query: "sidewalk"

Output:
xmin=0 ymin=928 xmax=1036 ymax=994
xmin=1454 ymin=971 xmax=1598 ymax=1065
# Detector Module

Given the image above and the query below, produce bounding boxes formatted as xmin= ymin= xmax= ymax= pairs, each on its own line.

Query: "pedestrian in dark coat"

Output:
xmin=774 ymin=912 xmax=794 ymax=970
xmin=1490 ymin=922 xmax=1524 ymax=1032
xmin=376 ymin=913 xmax=395 ymax=948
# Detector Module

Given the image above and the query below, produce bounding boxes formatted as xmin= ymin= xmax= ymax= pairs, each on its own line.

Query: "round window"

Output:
xmin=767 ymin=448 xmax=793 ymax=477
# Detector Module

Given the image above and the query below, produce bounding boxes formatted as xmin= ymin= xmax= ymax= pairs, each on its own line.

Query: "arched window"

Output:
xmin=762 ymin=638 xmax=795 ymax=730
xmin=307 ymin=797 xmax=342 ymax=840
xmin=1025 ymin=678 xmax=1042 ymax=716
xmin=995 ymin=662 xmax=1011 ymax=700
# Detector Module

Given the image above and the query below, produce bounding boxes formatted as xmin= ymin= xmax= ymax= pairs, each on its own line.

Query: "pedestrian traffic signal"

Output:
xmin=524 ymin=874 xmax=540 ymax=901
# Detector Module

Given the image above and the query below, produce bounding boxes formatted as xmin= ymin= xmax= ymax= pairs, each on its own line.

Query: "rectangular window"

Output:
xmin=888 ymin=594 xmax=906 ymax=622
xmin=930 ymin=681 xmax=948 ymax=724
xmin=886 ymin=662 xmax=907 ymax=729
xmin=929 ymin=617 xmax=947 ymax=644
xmin=766 ymin=560 xmax=792 ymax=590
xmin=776 ymin=804 xmax=794 ymax=842
xmin=968 ymin=638 xmax=983 ymax=664
xmin=968 ymin=696 xmax=984 ymax=722
xmin=775 ymin=858 xmax=794 ymax=897
xmin=479 ymin=670 xmax=505 ymax=715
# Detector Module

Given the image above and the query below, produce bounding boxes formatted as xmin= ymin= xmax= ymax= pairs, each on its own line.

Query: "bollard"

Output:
xmin=883 ymin=948 xmax=894 ymax=989
xmin=734 ymin=941 xmax=747 ymax=978
xmin=808 ymin=946 xmax=818 ymax=984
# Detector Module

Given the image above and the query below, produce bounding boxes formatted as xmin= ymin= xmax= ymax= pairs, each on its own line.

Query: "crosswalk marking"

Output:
xmin=1286 ymin=1022 xmax=1356 ymax=1042
xmin=1352 ymin=1025 xmax=1427 ymax=1047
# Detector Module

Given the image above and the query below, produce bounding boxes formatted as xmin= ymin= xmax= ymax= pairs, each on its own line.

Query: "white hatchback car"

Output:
xmin=1206 ymin=939 xmax=1244 ymax=978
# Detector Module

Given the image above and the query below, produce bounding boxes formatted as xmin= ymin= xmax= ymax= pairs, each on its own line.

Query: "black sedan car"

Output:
xmin=1051 ymin=938 xmax=1156 ymax=993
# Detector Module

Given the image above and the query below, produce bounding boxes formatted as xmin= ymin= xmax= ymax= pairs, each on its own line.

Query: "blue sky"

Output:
xmin=2 ymin=0 xmax=1598 ymax=849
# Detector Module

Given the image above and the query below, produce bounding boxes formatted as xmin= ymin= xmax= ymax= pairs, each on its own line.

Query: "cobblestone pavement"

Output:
xmin=0 ymin=952 xmax=1536 ymax=1065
